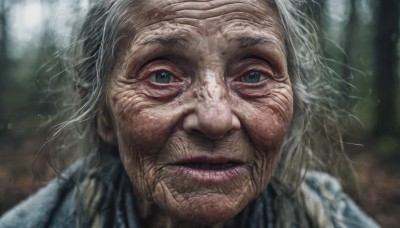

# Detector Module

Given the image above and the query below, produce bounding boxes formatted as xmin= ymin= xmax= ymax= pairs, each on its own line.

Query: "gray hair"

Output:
xmin=39 ymin=0 xmax=350 ymax=225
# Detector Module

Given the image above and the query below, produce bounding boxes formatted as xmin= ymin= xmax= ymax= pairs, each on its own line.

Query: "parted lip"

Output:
xmin=172 ymin=156 xmax=245 ymax=166
xmin=169 ymin=156 xmax=246 ymax=183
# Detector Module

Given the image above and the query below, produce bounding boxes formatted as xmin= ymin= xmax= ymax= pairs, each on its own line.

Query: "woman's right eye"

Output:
xmin=241 ymin=71 xmax=265 ymax=83
xmin=149 ymin=71 xmax=178 ymax=84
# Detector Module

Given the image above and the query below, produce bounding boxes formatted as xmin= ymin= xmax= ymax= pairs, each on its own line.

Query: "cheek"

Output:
xmin=111 ymin=90 xmax=180 ymax=153
xmin=249 ymin=106 xmax=291 ymax=149
xmin=242 ymin=87 xmax=293 ymax=151
xmin=242 ymin=88 xmax=293 ymax=190
xmin=109 ymin=90 xmax=185 ymax=198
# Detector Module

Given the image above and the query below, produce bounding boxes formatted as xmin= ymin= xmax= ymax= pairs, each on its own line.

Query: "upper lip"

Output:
xmin=173 ymin=156 xmax=244 ymax=165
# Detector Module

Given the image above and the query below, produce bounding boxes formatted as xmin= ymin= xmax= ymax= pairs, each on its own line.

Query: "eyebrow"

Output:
xmin=236 ymin=36 xmax=281 ymax=48
xmin=139 ymin=36 xmax=189 ymax=50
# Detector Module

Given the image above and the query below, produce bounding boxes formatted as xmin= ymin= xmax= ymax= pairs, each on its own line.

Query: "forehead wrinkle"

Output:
xmin=135 ymin=0 xmax=281 ymax=31
xmin=128 ymin=0 xmax=285 ymax=59
xmin=140 ymin=0 xmax=265 ymax=14
xmin=160 ymin=9 xmax=275 ymax=30
xmin=157 ymin=0 xmax=260 ymax=11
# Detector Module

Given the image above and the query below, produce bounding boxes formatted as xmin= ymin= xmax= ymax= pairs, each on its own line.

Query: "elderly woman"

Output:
xmin=1 ymin=0 xmax=378 ymax=227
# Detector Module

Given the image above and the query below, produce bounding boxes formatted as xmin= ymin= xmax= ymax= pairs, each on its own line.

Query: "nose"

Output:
xmin=183 ymin=80 xmax=241 ymax=139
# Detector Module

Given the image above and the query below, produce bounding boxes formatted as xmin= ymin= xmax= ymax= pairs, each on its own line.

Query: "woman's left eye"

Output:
xmin=241 ymin=71 xmax=265 ymax=83
xmin=149 ymin=71 xmax=177 ymax=84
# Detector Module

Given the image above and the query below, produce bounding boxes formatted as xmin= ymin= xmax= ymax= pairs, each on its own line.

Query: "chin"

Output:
xmin=165 ymin=194 xmax=248 ymax=225
xmin=145 ymin=164 xmax=258 ymax=225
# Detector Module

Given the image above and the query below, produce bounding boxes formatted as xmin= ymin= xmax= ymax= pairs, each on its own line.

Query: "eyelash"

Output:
xmin=236 ymin=66 xmax=272 ymax=82
xmin=140 ymin=60 xmax=184 ymax=84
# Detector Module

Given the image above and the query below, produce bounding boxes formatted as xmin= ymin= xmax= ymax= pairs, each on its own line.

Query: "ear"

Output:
xmin=97 ymin=106 xmax=117 ymax=145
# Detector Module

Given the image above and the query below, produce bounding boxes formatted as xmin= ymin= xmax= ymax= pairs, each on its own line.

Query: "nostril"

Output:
xmin=190 ymin=129 xmax=206 ymax=137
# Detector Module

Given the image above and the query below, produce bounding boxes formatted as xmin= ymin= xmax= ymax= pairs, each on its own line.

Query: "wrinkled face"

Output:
xmin=102 ymin=0 xmax=293 ymax=225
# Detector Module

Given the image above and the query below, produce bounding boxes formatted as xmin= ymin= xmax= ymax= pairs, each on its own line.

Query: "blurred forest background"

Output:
xmin=0 ymin=0 xmax=399 ymax=227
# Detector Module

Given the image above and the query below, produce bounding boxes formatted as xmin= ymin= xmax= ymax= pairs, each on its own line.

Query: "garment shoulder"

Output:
xmin=0 ymin=165 xmax=79 ymax=228
xmin=302 ymin=171 xmax=379 ymax=228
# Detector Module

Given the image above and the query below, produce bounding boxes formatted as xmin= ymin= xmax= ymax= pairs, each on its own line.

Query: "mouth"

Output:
xmin=178 ymin=161 xmax=241 ymax=170
xmin=170 ymin=157 xmax=245 ymax=183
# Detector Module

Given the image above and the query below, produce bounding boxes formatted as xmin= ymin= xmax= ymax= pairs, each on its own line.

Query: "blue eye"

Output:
xmin=242 ymin=71 xmax=262 ymax=83
xmin=151 ymin=71 xmax=173 ymax=84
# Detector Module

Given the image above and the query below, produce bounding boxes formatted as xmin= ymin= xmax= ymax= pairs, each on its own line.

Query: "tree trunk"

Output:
xmin=0 ymin=0 xmax=8 ymax=134
xmin=374 ymin=0 xmax=400 ymax=137
xmin=342 ymin=0 xmax=356 ymax=96
xmin=0 ymin=0 xmax=8 ymax=67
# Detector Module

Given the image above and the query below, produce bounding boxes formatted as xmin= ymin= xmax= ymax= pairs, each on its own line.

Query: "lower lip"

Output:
xmin=170 ymin=165 xmax=244 ymax=183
